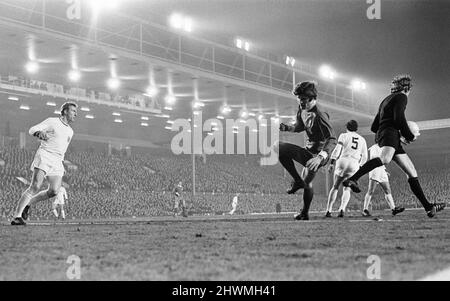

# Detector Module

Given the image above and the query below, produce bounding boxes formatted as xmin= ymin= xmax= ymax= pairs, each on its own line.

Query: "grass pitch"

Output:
xmin=1 ymin=209 xmax=449 ymax=281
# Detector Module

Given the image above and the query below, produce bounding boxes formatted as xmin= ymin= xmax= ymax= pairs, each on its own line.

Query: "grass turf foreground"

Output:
xmin=1 ymin=209 xmax=449 ymax=281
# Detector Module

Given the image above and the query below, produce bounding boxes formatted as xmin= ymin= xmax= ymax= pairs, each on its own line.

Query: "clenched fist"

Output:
xmin=279 ymin=123 xmax=292 ymax=132
xmin=33 ymin=131 xmax=49 ymax=141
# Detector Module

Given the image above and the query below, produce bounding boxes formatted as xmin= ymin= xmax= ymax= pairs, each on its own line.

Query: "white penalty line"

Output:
xmin=20 ymin=217 xmax=450 ymax=226
xmin=419 ymin=267 xmax=450 ymax=281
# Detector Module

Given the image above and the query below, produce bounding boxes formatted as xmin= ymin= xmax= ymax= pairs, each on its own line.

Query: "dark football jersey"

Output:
xmin=292 ymin=105 xmax=337 ymax=156
xmin=371 ymin=92 xmax=415 ymax=142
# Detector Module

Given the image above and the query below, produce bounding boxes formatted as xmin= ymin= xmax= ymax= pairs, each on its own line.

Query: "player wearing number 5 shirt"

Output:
xmin=325 ymin=120 xmax=367 ymax=218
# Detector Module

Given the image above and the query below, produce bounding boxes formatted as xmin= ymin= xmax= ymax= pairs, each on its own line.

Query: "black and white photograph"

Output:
xmin=0 ymin=0 xmax=449 ymax=285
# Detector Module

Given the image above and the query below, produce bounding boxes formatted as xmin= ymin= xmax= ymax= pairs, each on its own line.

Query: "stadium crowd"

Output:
xmin=1 ymin=145 xmax=449 ymax=220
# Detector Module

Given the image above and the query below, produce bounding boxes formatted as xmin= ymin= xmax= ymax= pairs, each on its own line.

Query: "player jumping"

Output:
xmin=278 ymin=81 xmax=337 ymax=220
xmin=362 ymin=143 xmax=405 ymax=217
xmin=325 ymin=120 xmax=367 ymax=218
xmin=343 ymin=75 xmax=445 ymax=217
xmin=11 ymin=102 xmax=77 ymax=225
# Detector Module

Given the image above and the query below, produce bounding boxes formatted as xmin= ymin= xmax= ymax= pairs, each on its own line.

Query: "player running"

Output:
xmin=362 ymin=143 xmax=405 ymax=217
xmin=11 ymin=102 xmax=77 ymax=225
xmin=325 ymin=120 xmax=367 ymax=217
xmin=52 ymin=186 xmax=68 ymax=220
xmin=343 ymin=75 xmax=445 ymax=217
xmin=228 ymin=193 xmax=239 ymax=215
xmin=278 ymin=81 xmax=337 ymax=220
xmin=172 ymin=181 xmax=187 ymax=217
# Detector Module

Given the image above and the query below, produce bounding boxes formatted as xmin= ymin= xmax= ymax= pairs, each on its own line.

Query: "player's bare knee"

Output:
xmin=380 ymin=155 xmax=392 ymax=165
xmin=408 ymin=168 xmax=418 ymax=178
xmin=29 ymin=183 xmax=41 ymax=194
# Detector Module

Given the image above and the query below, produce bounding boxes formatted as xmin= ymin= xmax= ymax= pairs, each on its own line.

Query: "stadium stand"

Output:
xmin=1 ymin=144 xmax=449 ymax=220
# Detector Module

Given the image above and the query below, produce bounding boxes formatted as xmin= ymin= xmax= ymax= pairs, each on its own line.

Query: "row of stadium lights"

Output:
xmin=233 ymin=40 xmax=367 ymax=90
xmin=14 ymin=71 xmax=281 ymax=128
xmin=318 ymin=65 xmax=367 ymax=91
xmin=8 ymin=96 xmax=154 ymax=126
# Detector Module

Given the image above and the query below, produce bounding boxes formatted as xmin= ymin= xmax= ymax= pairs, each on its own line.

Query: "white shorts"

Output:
xmin=174 ymin=196 xmax=184 ymax=208
xmin=334 ymin=157 xmax=359 ymax=178
xmin=369 ymin=167 xmax=389 ymax=183
xmin=30 ymin=149 xmax=65 ymax=177
xmin=53 ymin=198 xmax=65 ymax=206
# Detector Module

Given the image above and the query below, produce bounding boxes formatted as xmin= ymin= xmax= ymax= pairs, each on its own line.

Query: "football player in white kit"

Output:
xmin=11 ymin=102 xmax=77 ymax=225
xmin=52 ymin=186 xmax=68 ymax=220
xmin=325 ymin=120 xmax=367 ymax=217
xmin=228 ymin=193 xmax=239 ymax=215
xmin=362 ymin=144 xmax=405 ymax=217
xmin=173 ymin=181 xmax=187 ymax=217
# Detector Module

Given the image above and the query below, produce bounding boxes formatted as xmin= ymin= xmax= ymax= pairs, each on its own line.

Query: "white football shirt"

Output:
xmin=232 ymin=196 xmax=238 ymax=207
xmin=29 ymin=117 xmax=73 ymax=160
xmin=331 ymin=131 xmax=368 ymax=164
xmin=56 ymin=187 xmax=68 ymax=202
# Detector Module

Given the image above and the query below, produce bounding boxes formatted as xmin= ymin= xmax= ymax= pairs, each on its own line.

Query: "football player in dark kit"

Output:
xmin=278 ymin=81 xmax=337 ymax=220
xmin=343 ymin=75 xmax=445 ymax=217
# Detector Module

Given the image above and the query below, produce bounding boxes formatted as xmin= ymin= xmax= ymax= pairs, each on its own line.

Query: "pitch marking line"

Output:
xmin=14 ymin=217 xmax=450 ymax=226
xmin=419 ymin=267 xmax=450 ymax=281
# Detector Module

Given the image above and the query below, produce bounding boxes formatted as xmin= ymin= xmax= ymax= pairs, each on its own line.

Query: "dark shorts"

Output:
xmin=278 ymin=142 xmax=329 ymax=167
xmin=376 ymin=128 xmax=406 ymax=155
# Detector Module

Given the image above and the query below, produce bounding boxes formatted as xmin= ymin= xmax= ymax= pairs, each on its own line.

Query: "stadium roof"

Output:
xmin=0 ymin=0 xmax=448 ymax=145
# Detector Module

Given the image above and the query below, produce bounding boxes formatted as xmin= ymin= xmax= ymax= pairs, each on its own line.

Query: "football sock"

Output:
xmin=348 ymin=158 xmax=383 ymax=182
xmin=53 ymin=209 xmax=59 ymax=218
xmin=408 ymin=177 xmax=432 ymax=211
xmin=363 ymin=193 xmax=372 ymax=211
xmin=14 ymin=189 xmax=34 ymax=218
xmin=279 ymin=154 xmax=302 ymax=183
xmin=302 ymin=187 xmax=314 ymax=213
xmin=61 ymin=209 xmax=65 ymax=219
xmin=339 ymin=188 xmax=351 ymax=211
xmin=327 ymin=188 xmax=338 ymax=212
xmin=384 ymin=194 xmax=395 ymax=210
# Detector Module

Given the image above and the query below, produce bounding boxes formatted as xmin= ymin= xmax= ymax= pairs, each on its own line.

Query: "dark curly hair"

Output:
xmin=391 ymin=74 xmax=412 ymax=93
xmin=292 ymin=81 xmax=318 ymax=99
